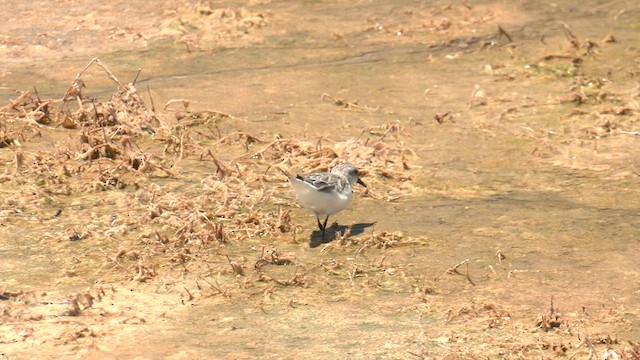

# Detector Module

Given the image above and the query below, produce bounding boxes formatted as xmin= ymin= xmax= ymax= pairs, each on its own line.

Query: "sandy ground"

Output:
xmin=1 ymin=0 xmax=640 ymax=359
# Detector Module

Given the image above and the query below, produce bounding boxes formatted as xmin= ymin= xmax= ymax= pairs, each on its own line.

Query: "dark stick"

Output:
xmin=132 ymin=68 xmax=142 ymax=86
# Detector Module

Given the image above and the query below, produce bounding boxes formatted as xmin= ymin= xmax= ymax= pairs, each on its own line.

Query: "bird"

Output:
xmin=284 ymin=163 xmax=366 ymax=239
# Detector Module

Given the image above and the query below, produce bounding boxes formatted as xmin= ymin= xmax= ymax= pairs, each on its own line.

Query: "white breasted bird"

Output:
xmin=284 ymin=163 xmax=366 ymax=239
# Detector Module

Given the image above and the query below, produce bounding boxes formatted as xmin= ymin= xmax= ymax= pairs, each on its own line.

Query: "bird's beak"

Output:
xmin=357 ymin=178 xmax=367 ymax=187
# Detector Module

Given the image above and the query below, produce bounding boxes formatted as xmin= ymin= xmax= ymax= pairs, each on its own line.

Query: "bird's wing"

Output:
xmin=297 ymin=173 xmax=346 ymax=192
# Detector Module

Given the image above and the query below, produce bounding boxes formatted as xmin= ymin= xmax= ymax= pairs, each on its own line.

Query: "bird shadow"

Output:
xmin=309 ymin=222 xmax=377 ymax=248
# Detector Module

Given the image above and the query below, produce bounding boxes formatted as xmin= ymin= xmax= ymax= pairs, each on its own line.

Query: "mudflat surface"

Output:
xmin=1 ymin=1 xmax=639 ymax=359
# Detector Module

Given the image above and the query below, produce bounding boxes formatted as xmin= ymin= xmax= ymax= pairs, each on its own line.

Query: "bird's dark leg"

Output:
xmin=316 ymin=215 xmax=330 ymax=239
xmin=322 ymin=215 xmax=329 ymax=239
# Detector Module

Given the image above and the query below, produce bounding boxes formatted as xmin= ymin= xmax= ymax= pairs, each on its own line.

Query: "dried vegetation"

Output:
xmin=2 ymin=1 xmax=639 ymax=358
xmin=0 ymin=56 xmax=420 ymax=316
xmin=468 ymin=23 xmax=640 ymax=180
xmin=0 ymin=56 xmax=428 ymax=355
xmin=158 ymin=0 xmax=268 ymax=51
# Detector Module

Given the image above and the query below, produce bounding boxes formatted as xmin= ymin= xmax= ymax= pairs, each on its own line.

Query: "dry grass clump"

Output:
xmin=529 ymin=83 xmax=640 ymax=176
xmin=0 ymin=286 xmax=158 ymax=348
xmin=158 ymin=1 xmax=267 ymax=51
xmin=254 ymin=121 xmax=411 ymax=173
xmin=0 ymin=59 xmax=175 ymax=194
xmin=480 ymin=25 xmax=640 ymax=179
xmin=0 ymin=287 xmax=108 ymax=324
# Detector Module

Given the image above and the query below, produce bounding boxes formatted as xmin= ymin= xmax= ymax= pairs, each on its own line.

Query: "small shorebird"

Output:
xmin=284 ymin=163 xmax=366 ymax=239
